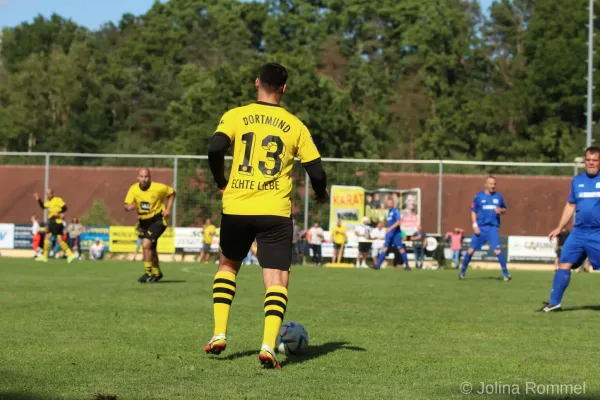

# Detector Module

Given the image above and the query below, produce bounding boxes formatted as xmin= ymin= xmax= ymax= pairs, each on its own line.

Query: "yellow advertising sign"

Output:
xmin=109 ymin=226 xmax=175 ymax=253
xmin=328 ymin=185 xmax=365 ymax=230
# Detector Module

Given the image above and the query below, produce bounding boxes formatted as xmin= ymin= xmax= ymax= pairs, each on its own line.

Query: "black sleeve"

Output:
xmin=37 ymin=199 xmax=45 ymax=209
xmin=61 ymin=205 xmax=68 ymax=213
xmin=208 ymin=132 xmax=232 ymax=189
xmin=303 ymin=158 xmax=328 ymax=199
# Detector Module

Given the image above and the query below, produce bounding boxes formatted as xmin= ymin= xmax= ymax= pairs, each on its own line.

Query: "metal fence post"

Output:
xmin=304 ymin=171 xmax=309 ymax=230
xmin=43 ymin=153 xmax=50 ymax=223
xmin=172 ymin=156 xmax=178 ymax=228
xmin=437 ymin=160 xmax=443 ymax=235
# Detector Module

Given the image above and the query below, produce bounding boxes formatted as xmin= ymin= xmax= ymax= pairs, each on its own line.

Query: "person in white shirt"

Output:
xmin=307 ymin=222 xmax=325 ymax=266
xmin=89 ymin=239 xmax=105 ymax=261
xmin=31 ymin=216 xmax=42 ymax=257
xmin=354 ymin=217 xmax=373 ymax=268
xmin=370 ymin=222 xmax=387 ymax=266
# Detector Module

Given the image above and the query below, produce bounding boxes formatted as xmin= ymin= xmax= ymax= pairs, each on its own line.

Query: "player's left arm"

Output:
xmin=162 ymin=185 xmax=176 ymax=218
xmin=496 ymin=194 xmax=507 ymax=214
xmin=57 ymin=198 xmax=68 ymax=220
xmin=297 ymin=125 xmax=329 ymax=203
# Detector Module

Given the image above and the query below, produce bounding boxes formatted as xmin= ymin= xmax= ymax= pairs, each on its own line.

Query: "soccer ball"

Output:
xmin=276 ymin=321 xmax=309 ymax=355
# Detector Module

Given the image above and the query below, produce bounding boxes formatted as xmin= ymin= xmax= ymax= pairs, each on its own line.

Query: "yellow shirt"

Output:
xmin=214 ymin=102 xmax=321 ymax=217
xmin=332 ymin=226 xmax=347 ymax=245
xmin=203 ymin=224 xmax=216 ymax=244
xmin=45 ymin=197 xmax=66 ymax=221
xmin=124 ymin=182 xmax=174 ymax=220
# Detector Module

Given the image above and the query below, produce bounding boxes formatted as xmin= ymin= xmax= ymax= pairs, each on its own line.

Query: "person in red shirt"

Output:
xmin=445 ymin=227 xmax=464 ymax=269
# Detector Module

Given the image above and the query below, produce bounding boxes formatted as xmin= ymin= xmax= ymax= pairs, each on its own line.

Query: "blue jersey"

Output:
xmin=568 ymin=172 xmax=600 ymax=229
xmin=471 ymin=191 xmax=507 ymax=228
xmin=386 ymin=207 xmax=401 ymax=234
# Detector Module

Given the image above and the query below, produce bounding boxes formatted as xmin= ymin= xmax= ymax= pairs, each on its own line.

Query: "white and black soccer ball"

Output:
xmin=276 ymin=321 xmax=309 ymax=355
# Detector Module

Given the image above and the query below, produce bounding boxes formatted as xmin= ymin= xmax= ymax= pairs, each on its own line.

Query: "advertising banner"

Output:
xmin=508 ymin=236 xmax=556 ymax=262
xmin=110 ymin=226 xmax=175 ymax=253
xmin=174 ymin=227 xmax=204 ymax=253
xmin=328 ymin=185 xmax=365 ymax=230
xmin=14 ymin=224 xmax=33 ymax=249
xmin=364 ymin=188 xmax=421 ymax=235
xmin=79 ymin=227 xmax=110 ymax=251
xmin=0 ymin=223 xmax=15 ymax=249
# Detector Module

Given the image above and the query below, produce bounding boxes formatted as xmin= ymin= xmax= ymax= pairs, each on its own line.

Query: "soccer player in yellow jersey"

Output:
xmin=331 ymin=220 xmax=347 ymax=262
xmin=124 ymin=168 xmax=176 ymax=283
xmin=198 ymin=218 xmax=216 ymax=263
xmin=204 ymin=63 xmax=329 ymax=369
xmin=33 ymin=189 xmax=77 ymax=263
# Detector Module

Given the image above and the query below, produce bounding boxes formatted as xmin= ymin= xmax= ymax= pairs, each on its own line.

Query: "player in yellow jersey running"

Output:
xmin=204 ymin=63 xmax=329 ymax=369
xmin=33 ymin=189 xmax=77 ymax=263
xmin=124 ymin=168 xmax=176 ymax=283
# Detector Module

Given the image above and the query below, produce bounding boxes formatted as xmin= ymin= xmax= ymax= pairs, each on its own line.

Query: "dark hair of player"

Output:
xmin=585 ymin=146 xmax=600 ymax=156
xmin=259 ymin=63 xmax=288 ymax=93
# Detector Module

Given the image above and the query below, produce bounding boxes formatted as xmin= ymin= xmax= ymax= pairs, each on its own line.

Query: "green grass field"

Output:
xmin=2 ymin=259 xmax=600 ymax=400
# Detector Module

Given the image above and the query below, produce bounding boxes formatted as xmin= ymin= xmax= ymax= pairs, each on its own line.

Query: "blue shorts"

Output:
xmin=470 ymin=226 xmax=501 ymax=251
xmin=559 ymin=228 xmax=600 ymax=269
xmin=383 ymin=231 xmax=403 ymax=249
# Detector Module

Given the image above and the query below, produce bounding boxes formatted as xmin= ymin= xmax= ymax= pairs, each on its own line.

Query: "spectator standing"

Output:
xmin=31 ymin=216 xmax=42 ymax=257
xmin=308 ymin=222 xmax=324 ymax=266
xmin=292 ymin=220 xmax=300 ymax=265
xmin=411 ymin=225 xmax=426 ymax=269
xmin=67 ymin=217 xmax=84 ymax=259
xmin=198 ymin=218 xmax=216 ymax=264
xmin=354 ymin=217 xmax=372 ymax=268
xmin=445 ymin=228 xmax=464 ymax=269
xmin=331 ymin=220 xmax=347 ymax=262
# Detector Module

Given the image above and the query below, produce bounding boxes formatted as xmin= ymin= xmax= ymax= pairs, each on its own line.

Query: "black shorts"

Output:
xmin=48 ymin=218 xmax=64 ymax=236
xmin=220 ymin=213 xmax=293 ymax=271
xmin=334 ymin=243 xmax=343 ymax=251
xmin=358 ymin=242 xmax=372 ymax=253
xmin=138 ymin=214 xmax=167 ymax=249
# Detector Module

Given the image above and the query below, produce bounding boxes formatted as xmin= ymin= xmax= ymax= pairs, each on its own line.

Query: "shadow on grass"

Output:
xmin=280 ymin=341 xmax=366 ymax=367
xmin=215 ymin=341 xmax=367 ymax=365
xmin=156 ymin=280 xmax=187 ymax=284
xmin=561 ymin=304 xmax=600 ymax=312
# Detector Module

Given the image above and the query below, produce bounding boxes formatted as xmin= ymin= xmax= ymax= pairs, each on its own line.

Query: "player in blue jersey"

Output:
xmin=539 ymin=147 xmax=600 ymax=312
xmin=376 ymin=197 xmax=410 ymax=270
xmin=459 ymin=176 xmax=510 ymax=281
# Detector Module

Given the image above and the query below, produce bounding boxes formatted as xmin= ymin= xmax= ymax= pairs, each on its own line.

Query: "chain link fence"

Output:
xmin=0 ymin=152 xmax=581 ymax=235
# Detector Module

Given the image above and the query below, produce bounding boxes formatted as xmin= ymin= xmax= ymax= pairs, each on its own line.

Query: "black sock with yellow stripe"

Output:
xmin=143 ymin=262 xmax=152 ymax=276
xmin=212 ymin=271 xmax=236 ymax=336
xmin=262 ymin=286 xmax=288 ymax=350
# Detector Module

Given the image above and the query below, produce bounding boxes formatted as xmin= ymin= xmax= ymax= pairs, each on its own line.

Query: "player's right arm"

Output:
xmin=549 ymin=180 xmax=577 ymax=240
xmin=124 ymin=186 xmax=137 ymax=212
xmin=470 ymin=194 xmax=480 ymax=235
xmin=33 ymin=193 xmax=45 ymax=209
xmin=208 ymin=109 xmax=236 ymax=193
xmin=297 ymin=125 xmax=328 ymax=203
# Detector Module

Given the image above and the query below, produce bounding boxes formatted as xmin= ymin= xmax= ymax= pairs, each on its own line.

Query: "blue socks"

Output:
xmin=497 ymin=252 xmax=509 ymax=277
xmin=550 ymin=269 xmax=571 ymax=305
xmin=376 ymin=250 xmax=387 ymax=269
xmin=460 ymin=253 xmax=473 ymax=275
xmin=401 ymin=251 xmax=409 ymax=269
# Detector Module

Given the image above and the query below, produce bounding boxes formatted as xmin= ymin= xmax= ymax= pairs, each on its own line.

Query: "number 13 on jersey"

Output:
xmin=237 ymin=132 xmax=286 ymax=178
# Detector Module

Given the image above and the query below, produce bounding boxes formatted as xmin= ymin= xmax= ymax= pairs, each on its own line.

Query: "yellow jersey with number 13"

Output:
xmin=215 ymin=102 xmax=321 ymax=217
